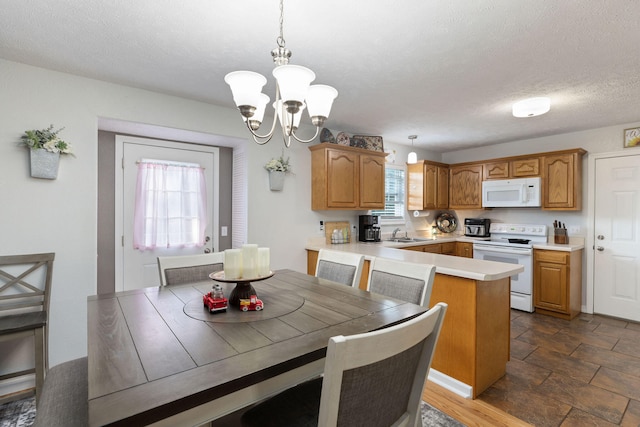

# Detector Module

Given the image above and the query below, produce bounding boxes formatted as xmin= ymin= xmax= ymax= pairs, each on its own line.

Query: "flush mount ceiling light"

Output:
xmin=512 ymin=97 xmax=551 ymax=118
xmin=224 ymin=0 xmax=338 ymax=147
xmin=407 ymin=135 xmax=418 ymax=164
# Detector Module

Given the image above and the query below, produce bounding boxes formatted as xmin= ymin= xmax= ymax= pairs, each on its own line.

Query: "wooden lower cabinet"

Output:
xmin=455 ymin=242 xmax=473 ymax=258
xmin=533 ymin=249 xmax=583 ymax=320
xmin=429 ymin=274 xmax=510 ymax=398
xmin=404 ymin=242 xmax=456 ymax=255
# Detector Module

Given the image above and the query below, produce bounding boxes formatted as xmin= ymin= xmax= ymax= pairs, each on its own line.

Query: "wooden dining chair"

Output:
xmin=315 ymin=249 xmax=365 ymax=288
xmin=240 ymin=302 xmax=448 ymax=427
xmin=366 ymin=257 xmax=436 ymax=307
xmin=157 ymin=252 xmax=224 ymax=286
xmin=0 ymin=252 xmax=54 ymax=403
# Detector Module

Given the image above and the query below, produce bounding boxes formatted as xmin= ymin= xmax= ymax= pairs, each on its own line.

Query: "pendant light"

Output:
xmin=407 ymin=135 xmax=418 ymax=164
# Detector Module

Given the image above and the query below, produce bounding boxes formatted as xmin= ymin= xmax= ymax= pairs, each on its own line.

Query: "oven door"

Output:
xmin=472 ymin=244 xmax=532 ymax=296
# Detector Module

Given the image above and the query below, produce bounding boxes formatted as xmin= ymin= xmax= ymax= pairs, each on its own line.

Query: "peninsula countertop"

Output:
xmin=305 ymin=241 xmax=523 ymax=282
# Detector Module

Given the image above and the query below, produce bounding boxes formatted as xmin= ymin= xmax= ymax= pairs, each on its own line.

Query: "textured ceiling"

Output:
xmin=2 ymin=0 xmax=639 ymax=152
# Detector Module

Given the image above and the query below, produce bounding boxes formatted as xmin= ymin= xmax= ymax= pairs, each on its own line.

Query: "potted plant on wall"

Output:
xmin=264 ymin=154 xmax=291 ymax=191
xmin=20 ymin=124 xmax=73 ymax=179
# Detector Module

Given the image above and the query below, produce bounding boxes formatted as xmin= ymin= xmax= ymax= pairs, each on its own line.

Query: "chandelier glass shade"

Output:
xmin=224 ymin=0 xmax=338 ymax=147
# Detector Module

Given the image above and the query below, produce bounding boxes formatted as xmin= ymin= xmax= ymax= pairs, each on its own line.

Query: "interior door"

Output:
xmin=116 ymin=136 xmax=219 ymax=292
xmin=593 ymin=154 xmax=640 ymax=321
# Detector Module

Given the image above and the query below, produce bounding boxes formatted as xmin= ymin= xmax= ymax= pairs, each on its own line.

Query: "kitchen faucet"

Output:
xmin=391 ymin=228 xmax=401 ymax=239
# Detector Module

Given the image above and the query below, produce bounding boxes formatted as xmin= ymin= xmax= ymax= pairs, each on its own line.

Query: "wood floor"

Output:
xmin=423 ymin=309 xmax=640 ymax=426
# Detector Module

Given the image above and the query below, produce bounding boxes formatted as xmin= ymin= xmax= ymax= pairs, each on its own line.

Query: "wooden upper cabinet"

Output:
xmin=359 ymin=153 xmax=386 ymax=208
xmin=407 ymin=160 xmax=448 ymax=210
xmin=542 ymin=149 xmax=586 ymax=210
xmin=449 ymin=164 xmax=483 ymax=209
xmin=310 ymin=143 xmax=386 ymax=210
xmin=483 ymin=161 xmax=509 ymax=180
xmin=511 ymin=158 xmax=540 ymax=177
xmin=484 ymin=157 xmax=540 ymax=180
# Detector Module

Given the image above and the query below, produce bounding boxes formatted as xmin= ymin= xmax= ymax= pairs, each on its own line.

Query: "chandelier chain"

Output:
xmin=277 ymin=0 xmax=285 ymax=48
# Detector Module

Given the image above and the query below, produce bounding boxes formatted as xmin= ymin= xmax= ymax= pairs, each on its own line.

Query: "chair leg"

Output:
xmin=34 ymin=327 xmax=45 ymax=402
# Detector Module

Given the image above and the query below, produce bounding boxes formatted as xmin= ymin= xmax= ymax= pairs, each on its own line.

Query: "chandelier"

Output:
xmin=224 ymin=0 xmax=338 ymax=147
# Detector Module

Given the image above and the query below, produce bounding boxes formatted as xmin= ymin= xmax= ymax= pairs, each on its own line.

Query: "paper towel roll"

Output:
xmin=413 ymin=210 xmax=430 ymax=218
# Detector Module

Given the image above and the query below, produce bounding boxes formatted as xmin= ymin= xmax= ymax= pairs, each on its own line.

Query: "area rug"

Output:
xmin=421 ymin=401 xmax=466 ymax=427
xmin=0 ymin=397 xmax=464 ymax=427
xmin=0 ymin=397 xmax=35 ymax=427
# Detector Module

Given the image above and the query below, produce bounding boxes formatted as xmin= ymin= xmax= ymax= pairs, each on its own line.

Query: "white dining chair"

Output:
xmin=315 ymin=249 xmax=365 ymax=288
xmin=240 ymin=302 xmax=448 ymax=427
xmin=157 ymin=252 xmax=224 ymax=286
xmin=366 ymin=257 xmax=436 ymax=307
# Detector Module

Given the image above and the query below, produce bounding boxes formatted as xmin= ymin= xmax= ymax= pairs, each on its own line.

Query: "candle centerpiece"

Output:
xmin=212 ymin=245 xmax=272 ymax=308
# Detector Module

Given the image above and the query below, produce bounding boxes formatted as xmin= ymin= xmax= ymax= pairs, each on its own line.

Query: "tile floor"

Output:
xmin=477 ymin=310 xmax=640 ymax=426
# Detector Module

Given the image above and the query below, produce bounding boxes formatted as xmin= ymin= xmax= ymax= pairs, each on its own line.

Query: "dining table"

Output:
xmin=87 ymin=269 xmax=428 ymax=426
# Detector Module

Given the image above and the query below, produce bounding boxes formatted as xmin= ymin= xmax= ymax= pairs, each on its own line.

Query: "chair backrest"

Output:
xmin=315 ymin=249 xmax=365 ymax=288
xmin=0 ymin=253 xmax=54 ymax=317
xmin=157 ymin=252 xmax=224 ymax=286
xmin=318 ymin=302 xmax=447 ymax=427
xmin=366 ymin=257 xmax=436 ymax=307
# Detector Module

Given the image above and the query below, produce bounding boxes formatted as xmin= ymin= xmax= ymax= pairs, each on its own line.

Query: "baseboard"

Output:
xmin=427 ymin=369 xmax=473 ymax=399
xmin=0 ymin=374 xmax=35 ymax=400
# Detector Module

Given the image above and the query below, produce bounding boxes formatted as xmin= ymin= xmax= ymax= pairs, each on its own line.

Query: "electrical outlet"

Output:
xmin=221 ymin=226 xmax=228 ymax=237
xmin=569 ymin=226 xmax=580 ymax=235
xmin=319 ymin=221 xmax=324 ymax=232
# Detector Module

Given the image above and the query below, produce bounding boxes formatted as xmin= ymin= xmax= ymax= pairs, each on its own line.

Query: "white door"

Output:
xmin=115 ymin=136 xmax=219 ymax=292
xmin=593 ymin=154 xmax=640 ymax=321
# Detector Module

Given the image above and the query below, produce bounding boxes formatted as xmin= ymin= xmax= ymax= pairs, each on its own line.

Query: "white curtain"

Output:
xmin=133 ymin=160 xmax=207 ymax=250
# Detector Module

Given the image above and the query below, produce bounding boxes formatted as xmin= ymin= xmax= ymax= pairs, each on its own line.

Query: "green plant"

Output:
xmin=264 ymin=154 xmax=291 ymax=172
xmin=20 ymin=124 xmax=73 ymax=155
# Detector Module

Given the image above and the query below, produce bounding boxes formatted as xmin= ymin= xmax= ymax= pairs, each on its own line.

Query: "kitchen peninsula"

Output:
xmin=305 ymin=240 xmax=523 ymax=398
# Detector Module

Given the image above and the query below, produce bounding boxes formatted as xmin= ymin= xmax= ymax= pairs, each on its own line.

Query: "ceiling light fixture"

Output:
xmin=512 ymin=97 xmax=551 ymax=118
xmin=407 ymin=135 xmax=418 ymax=164
xmin=224 ymin=0 xmax=338 ymax=147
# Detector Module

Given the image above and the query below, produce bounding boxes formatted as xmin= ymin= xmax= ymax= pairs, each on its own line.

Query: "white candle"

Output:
xmin=242 ymin=244 xmax=258 ymax=279
xmin=224 ymin=249 xmax=242 ymax=279
xmin=257 ymin=248 xmax=270 ymax=277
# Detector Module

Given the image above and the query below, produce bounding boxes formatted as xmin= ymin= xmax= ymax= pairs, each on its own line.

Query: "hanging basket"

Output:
xmin=30 ymin=148 xmax=60 ymax=180
xmin=268 ymin=170 xmax=285 ymax=191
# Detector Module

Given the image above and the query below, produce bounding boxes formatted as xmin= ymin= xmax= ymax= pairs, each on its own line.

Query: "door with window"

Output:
xmin=116 ymin=136 xmax=219 ymax=292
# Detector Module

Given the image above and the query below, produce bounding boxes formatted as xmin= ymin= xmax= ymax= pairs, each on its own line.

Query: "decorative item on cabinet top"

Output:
xmin=320 ymin=128 xmax=384 ymax=152
xmin=20 ymin=124 xmax=74 ymax=180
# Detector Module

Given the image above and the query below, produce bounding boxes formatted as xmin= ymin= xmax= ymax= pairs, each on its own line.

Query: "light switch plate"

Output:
xmin=221 ymin=226 xmax=228 ymax=237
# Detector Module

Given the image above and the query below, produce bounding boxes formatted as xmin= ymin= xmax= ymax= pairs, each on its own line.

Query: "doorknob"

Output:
xmin=596 ymin=246 xmax=604 ymax=252
xmin=204 ymin=248 xmax=211 ymax=253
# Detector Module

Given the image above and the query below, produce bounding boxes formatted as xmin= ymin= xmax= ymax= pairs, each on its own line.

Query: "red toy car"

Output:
xmin=203 ymin=290 xmax=228 ymax=313
xmin=239 ymin=295 xmax=264 ymax=312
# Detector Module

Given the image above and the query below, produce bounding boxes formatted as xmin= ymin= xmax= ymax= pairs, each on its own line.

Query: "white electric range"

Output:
xmin=472 ymin=223 xmax=547 ymax=312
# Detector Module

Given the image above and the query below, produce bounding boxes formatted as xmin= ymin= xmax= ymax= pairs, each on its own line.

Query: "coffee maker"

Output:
xmin=359 ymin=215 xmax=381 ymax=242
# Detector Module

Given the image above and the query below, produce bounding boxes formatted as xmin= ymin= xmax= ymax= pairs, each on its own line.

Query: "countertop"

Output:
xmin=306 ymin=234 xmax=584 ymax=281
xmin=305 ymin=241 xmax=523 ymax=282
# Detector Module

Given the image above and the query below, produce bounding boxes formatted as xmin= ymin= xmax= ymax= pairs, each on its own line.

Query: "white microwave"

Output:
xmin=482 ymin=177 xmax=541 ymax=208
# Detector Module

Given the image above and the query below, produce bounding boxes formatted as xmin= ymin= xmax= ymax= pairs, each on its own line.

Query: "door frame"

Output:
xmin=114 ymin=135 xmax=220 ymax=292
xmin=586 ymin=149 xmax=639 ymax=315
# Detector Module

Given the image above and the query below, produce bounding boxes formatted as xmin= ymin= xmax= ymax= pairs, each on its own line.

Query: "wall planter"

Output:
xmin=268 ymin=170 xmax=285 ymax=191
xmin=30 ymin=148 xmax=60 ymax=179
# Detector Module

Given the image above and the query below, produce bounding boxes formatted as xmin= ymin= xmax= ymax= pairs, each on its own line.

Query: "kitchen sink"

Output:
xmin=385 ymin=237 xmax=431 ymax=243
